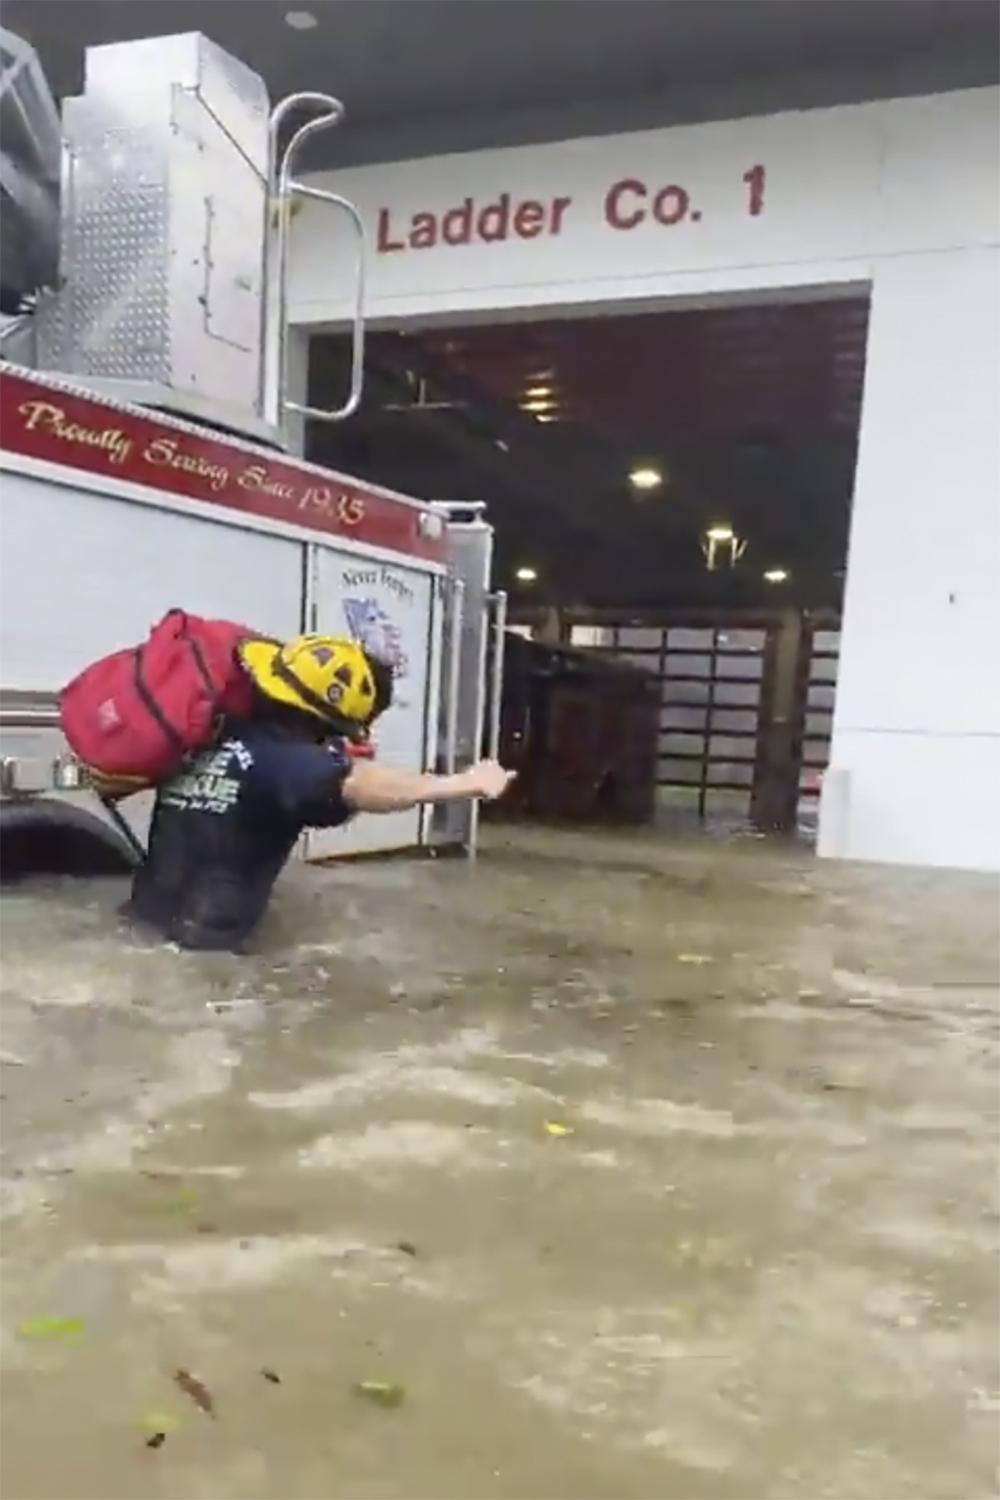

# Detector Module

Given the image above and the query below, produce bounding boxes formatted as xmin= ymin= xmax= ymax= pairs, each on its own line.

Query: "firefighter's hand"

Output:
xmin=465 ymin=759 xmax=516 ymax=800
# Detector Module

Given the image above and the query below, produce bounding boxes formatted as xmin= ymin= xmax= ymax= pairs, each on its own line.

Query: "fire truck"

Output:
xmin=0 ymin=28 xmax=504 ymax=872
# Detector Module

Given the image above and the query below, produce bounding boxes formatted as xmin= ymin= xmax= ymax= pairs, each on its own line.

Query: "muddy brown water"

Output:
xmin=1 ymin=825 xmax=998 ymax=1500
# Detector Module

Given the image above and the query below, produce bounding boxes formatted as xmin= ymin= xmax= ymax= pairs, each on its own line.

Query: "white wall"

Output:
xmin=289 ymin=86 xmax=1000 ymax=871
xmin=818 ymin=245 xmax=1000 ymax=871
xmin=289 ymin=87 xmax=999 ymax=324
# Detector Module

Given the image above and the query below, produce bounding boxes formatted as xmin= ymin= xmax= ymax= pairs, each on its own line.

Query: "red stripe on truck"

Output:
xmin=0 ymin=367 xmax=446 ymax=563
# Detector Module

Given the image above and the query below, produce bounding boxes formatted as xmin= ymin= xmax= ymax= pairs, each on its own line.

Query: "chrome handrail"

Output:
xmin=442 ymin=577 xmax=466 ymax=774
xmin=261 ymin=92 xmax=366 ymax=432
xmin=486 ymin=590 xmax=508 ymax=760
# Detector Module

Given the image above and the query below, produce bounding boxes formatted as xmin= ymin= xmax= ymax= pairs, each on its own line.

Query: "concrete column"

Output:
xmin=535 ymin=608 xmax=564 ymax=644
xmin=819 ymin=246 xmax=1000 ymax=871
xmin=751 ymin=609 xmax=803 ymax=832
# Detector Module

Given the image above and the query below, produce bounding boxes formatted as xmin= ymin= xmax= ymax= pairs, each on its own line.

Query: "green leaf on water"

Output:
xmin=137 ymin=1410 xmax=180 ymax=1435
xmin=353 ymin=1380 xmax=406 ymax=1409
xmin=17 ymin=1315 xmax=86 ymax=1341
xmin=153 ymin=1188 xmax=200 ymax=1214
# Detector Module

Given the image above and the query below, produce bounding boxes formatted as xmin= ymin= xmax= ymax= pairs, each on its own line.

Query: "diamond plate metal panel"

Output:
xmin=37 ymin=34 xmax=269 ymax=428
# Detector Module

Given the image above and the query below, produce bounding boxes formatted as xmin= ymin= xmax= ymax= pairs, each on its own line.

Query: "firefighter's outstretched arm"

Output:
xmin=342 ymin=758 xmax=514 ymax=815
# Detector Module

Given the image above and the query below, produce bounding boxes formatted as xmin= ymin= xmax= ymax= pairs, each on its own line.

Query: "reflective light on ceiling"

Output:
xmin=284 ymin=9 xmax=319 ymax=29
xmin=515 ymin=565 xmax=539 ymax=584
xmin=519 ymin=385 xmax=557 ymax=420
xmin=763 ymin=567 xmax=790 ymax=584
xmin=628 ymin=465 xmax=662 ymax=491
xmin=702 ymin=524 xmax=746 ymax=571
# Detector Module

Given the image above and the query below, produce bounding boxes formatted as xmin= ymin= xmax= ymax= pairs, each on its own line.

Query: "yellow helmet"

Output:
xmin=240 ymin=634 xmax=378 ymax=732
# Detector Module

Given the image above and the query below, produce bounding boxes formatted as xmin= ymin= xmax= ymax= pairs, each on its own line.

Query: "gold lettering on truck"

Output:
xmin=238 ymin=463 xmax=298 ymax=502
xmin=18 ymin=399 xmax=133 ymax=464
xmin=143 ymin=436 xmax=230 ymax=492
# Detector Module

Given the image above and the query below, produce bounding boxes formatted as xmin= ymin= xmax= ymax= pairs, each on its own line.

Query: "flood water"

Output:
xmin=1 ymin=825 xmax=998 ymax=1500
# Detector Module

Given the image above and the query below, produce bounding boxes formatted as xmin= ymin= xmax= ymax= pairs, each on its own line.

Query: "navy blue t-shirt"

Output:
xmin=126 ymin=720 xmax=354 ymax=952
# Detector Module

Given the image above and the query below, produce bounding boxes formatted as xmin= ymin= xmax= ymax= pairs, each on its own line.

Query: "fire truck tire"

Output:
xmin=0 ymin=798 xmax=139 ymax=881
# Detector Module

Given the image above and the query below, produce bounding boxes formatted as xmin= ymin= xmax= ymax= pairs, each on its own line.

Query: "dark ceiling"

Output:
xmin=306 ymin=296 xmax=869 ymax=614
xmin=4 ymin=0 xmax=998 ymax=168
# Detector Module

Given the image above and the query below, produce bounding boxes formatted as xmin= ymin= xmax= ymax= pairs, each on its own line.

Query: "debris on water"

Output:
xmin=676 ymin=953 xmax=711 ymax=965
xmin=396 ymin=1240 xmax=418 ymax=1257
xmin=155 ymin=1187 xmax=200 ymax=1214
xmin=173 ymin=1368 xmax=216 ymax=1418
xmin=139 ymin=1409 xmax=179 ymax=1449
xmin=543 ymin=1120 xmax=574 ymax=1137
xmin=17 ymin=1315 xmax=85 ymax=1342
xmin=353 ymin=1380 xmax=406 ymax=1408
xmin=261 ymin=1369 xmax=282 ymax=1384
xmin=797 ymin=1065 xmax=857 ymax=1093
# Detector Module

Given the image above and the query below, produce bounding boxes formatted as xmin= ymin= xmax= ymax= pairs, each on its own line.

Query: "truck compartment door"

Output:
xmin=0 ymin=469 xmax=305 ymax=688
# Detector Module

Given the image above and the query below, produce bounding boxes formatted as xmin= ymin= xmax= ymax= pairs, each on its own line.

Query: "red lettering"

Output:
xmin=652 ymin=184 xmax=690 ymax=227
xmin=376 ymin=208 xmax=405 ymax=253
xmin=441 ymin=197 xmax=473 ymax=246
xmin=410 ymin=212 xmax=437 ymax=249
xmin=604 ymin=178 xmax=647 ymax=231
xmin=375 ymin=194 xmax=574 ymax=252
xmin=479 ymin=193 xmax=511 ymax=242
xmin=549 ymin=196 xmax=572 ymax=235
xmin=744 ymin=164 xmax=766 ymax=217
xmin=513 ymin=200 xmax=545 ymax=239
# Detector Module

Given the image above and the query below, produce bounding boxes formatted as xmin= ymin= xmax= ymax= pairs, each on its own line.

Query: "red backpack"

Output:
xmin=60 ymin=609 xmax=256 ymax=795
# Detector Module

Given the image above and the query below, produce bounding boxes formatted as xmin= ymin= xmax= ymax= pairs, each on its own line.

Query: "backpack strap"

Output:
xmin=99 ymin=795 xmax=148 ymax=865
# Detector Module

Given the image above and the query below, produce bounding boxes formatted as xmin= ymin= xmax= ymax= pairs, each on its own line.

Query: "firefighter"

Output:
xmin=122 ymin=633 xmax=513 ymax=953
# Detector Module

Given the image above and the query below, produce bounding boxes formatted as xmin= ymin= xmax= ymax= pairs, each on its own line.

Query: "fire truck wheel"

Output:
xmin=0 ymin=799 xmax=139 ymax=882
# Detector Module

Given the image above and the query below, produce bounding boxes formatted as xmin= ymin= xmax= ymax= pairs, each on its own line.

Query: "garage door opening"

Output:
xmin=305 ymin=290 xmax=870 ymax=840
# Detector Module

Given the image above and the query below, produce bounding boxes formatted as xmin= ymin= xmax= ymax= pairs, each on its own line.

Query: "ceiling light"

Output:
xmin=515 ymin=565 xmax=538 ymax=584
xmin=629 ymin=465 xmax=662 ymax=491
xmin=706 ymin=524 xmax=734 ymax=542
xmin=763 ymin=567 xmax=790 ymax=584
xmin=284 ymin=10 xmax=318 ymax=30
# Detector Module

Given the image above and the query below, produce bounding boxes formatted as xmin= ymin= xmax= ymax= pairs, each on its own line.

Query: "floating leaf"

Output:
xmin=543 ymin=1120 xmax=574 ymax=1138
xmin=17 ymin=1315 xmax=85 ymax=1341
xmin=145 ymin=1432 xmax=167 ymax=1450
xmin=261 ymin=1369 xmax=282 ymax=1385
xmin=676 ymin=953 xmax=711 ymax=965
xmin=173 ymin=1368 xmax=215 ymax=1418
xmin=353 ymin=1380 xmax=406 ymax=1409
xmin=154 ymin=1188 xmax=200 ymax=1214
xmin=138 ymin=1410 xmax=180 ymax=1436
